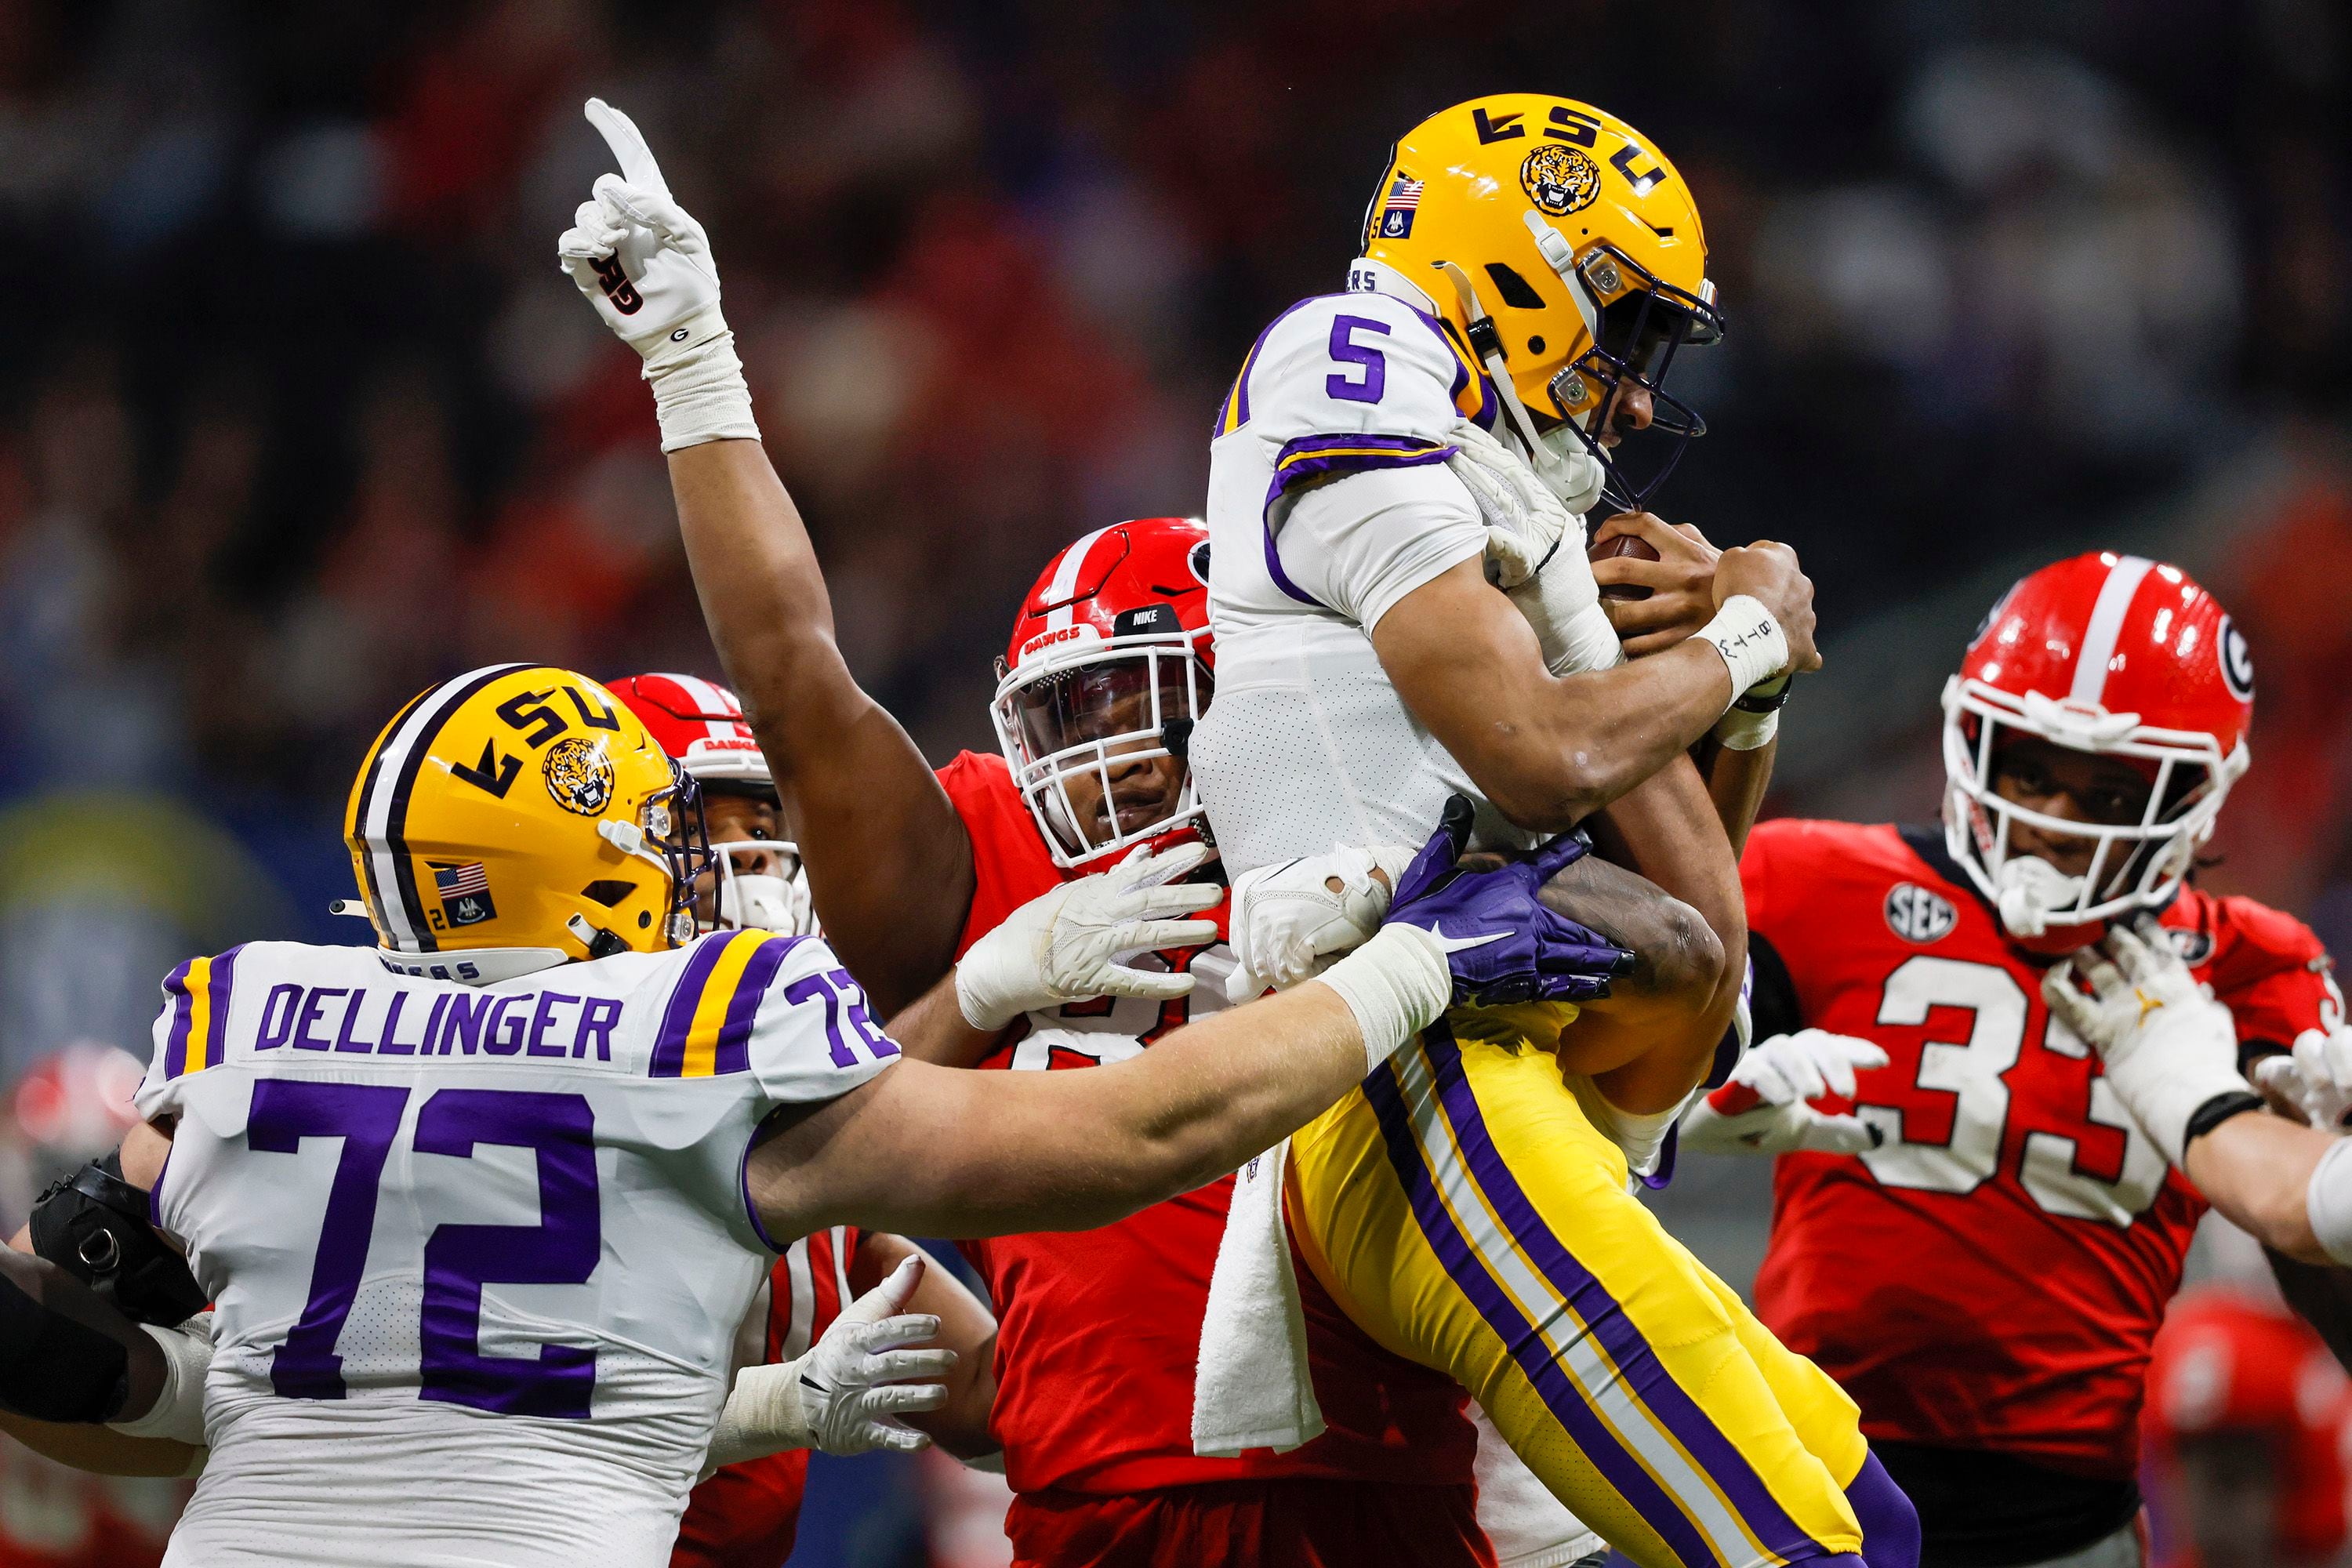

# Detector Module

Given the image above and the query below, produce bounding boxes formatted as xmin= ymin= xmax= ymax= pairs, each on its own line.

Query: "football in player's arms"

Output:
xmin=1686 ymin=553 xmax=2343 ymax=1567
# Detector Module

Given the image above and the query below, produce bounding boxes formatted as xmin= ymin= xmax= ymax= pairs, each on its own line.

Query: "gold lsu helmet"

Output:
xmin=1359 ymin=95 xmax=1724 ymax=510
xmin=343 ymin=664 xmax=711 ymax=978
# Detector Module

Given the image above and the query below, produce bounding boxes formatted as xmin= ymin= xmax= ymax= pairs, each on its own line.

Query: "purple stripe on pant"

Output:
xmin=1418 ymin=1024 xmax=1835 ymax=1563
xmin=1359 ymin=1052 xmax=1723 ymax=1568
xmin=649 ymin=934 xmax=737 ymax=1078
xmin=161 ymin=959 xmax=195 ymax=1080
xmin=713 ymin=935 xmax=808 ymax=1075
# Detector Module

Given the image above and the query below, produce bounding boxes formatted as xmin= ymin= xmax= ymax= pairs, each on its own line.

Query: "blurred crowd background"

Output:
xmin=1 ymin=0 xmax=2349 ymax=1563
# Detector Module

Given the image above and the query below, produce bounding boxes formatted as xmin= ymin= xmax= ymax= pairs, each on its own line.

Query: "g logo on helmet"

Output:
xmin=2217 ymin=615 xmax=2254 ymax=703
xmin=1521 ymin=143 xmax=1601 ymax=217
xmin=543 ymin=735 xmax=615 ymax=816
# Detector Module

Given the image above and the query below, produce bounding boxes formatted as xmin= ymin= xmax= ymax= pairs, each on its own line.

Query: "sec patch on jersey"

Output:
xmin=1883 ymin=882 xmax=1958 ymax=945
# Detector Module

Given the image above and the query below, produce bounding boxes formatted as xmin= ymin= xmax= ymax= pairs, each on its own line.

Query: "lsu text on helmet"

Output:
xmin=991 ymin=518 xmax=1214 ymax=870
xmin=1358 ymin=94 xmax=1723 ymax=511
xmin=345 ymin=664 xmax=711 ymax=982
xmin=607 ymin=673 xmax=815 ymax=937
xmin=1942 ymin=553 xmax=2253 ymax=941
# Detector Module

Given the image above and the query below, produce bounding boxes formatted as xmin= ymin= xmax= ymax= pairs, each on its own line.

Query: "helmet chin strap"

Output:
xmin=1435 ymin=259 xmax=1607 ymax=515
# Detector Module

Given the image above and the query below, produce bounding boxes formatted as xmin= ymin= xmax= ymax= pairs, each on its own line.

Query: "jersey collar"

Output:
xmin=1345 ymin=257 xmax=1439 ymax=315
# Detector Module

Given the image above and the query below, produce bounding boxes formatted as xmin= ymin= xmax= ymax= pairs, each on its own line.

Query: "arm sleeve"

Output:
xmin=1277 ymin=463 xmax=1488 ymax=631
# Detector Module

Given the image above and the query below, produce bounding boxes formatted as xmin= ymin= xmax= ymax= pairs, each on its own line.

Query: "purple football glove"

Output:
xmin=1381 ymin=796 xmax=1637 ymax=1007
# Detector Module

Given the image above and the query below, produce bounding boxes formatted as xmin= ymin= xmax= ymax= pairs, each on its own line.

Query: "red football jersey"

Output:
xmin=936 ymin=750 xmax=1475 ymax=1497
xmin=671 ymin=1226 xmax=862 ymax=1568
xmin=1742 ymin=818 xmax=2340 ymax=1479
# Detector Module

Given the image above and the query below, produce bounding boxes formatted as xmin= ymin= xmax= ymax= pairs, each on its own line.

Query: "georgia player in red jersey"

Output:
xmin=1684 ymin=554 xmax=2344 ymax=1568
xmin=608 ymin=676 xmax=1002 ymax=1568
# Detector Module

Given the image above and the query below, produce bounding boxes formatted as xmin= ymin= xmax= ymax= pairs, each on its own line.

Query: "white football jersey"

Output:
xmin=133 ymin=931 xmax=898 ymax=1568
xmin=1192 ymin=264 xmax=1541 ymax=876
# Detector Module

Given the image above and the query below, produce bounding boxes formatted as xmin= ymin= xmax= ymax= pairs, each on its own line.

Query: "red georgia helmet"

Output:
xmin=608 ymin=673 xmax=812 ymax=935
xmin=1941 ymin=552 xmax=2253 ymax=938
xmin=990 ymin=518 xmax=1214 ymax=869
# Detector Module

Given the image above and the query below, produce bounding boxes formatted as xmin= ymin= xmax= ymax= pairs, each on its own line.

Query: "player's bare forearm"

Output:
xmin=750 ymin=984 xmax=1372 ymax=1240
xmin=665 ymin=440 xmax=973 ymax=1009
xmin=1697 ymin=734 xmax=1777 ymax=855
xmin=1537 ymin=846 xmax=1726 ymax=1090
xmin=1572 ymin=761 xmax=1745 ymax=1112
xmin=2183 ymin=1113 xmax=2336 ymax=1265
xmin=1373 ymin=558 xmax=1735 ymax=832
xmin=884 ymin=971 xmax=1005 ymax=1068
xmin=0 ymin=1411 xmax=197 ymax=1477
xmin=848 ymin=1233 xmax=1000 ymax=1460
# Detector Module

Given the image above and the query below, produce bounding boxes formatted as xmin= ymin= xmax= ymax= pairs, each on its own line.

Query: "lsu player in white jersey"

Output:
xmin=0 ymin=662 xmax=1603 ymax=1567
xmin=1188 ymin=95 xmax=1926 ymax=1568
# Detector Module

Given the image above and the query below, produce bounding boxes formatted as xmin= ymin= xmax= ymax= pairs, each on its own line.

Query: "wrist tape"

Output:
xmin=1318 ymin=925 xmax=1450 ymax=1073
xmin=644 ymin=305 xmax=760 ymax=452
xmin=1715 ymin=672 xmax=1791 ymax=751
xmin=1697 ymin=595 xmax=1788 ymax=702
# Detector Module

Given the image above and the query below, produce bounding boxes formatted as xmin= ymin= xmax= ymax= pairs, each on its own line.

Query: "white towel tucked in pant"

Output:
xmin=1190 ymin=1138 xmax=1325 ymax=1455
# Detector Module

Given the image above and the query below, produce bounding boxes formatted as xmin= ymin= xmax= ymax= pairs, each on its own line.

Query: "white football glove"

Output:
xmin=2042 ymin=920 xmax=2252 ymax=1165
xmin=107 ymin=1309 xmax=213 ymax=1446
xmin=955 ymin=842 xmax=1222 ymax=1031
xmin=2255 ymin=1028 xmax=2352 ymax=1131
xmin=1679 ymin=1030 xmax=1889 ymax=1156
xmin=557 ymin=98 xmax=756 ymax=450
xmin=706 ymin=1255 xmax=954 ymax=1469
xmin=1447 ymin=419 xmax=1581 ymax=591
xmin=1225 ymin=844 xmax=1417 ymax=1004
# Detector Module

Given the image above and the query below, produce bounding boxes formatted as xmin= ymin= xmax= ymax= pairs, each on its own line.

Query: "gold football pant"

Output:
xmin=1283 ymin=1011 xmax=1868 ymax=1568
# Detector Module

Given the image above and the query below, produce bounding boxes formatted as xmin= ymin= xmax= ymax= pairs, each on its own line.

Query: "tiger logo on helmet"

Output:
xmin=1519 ymin=143 xmax=1601 ymax=217
xmin=543 ymin=735 xmax=616 ymax=815
xmin=344 ymin=664 xmax=709 ymax=982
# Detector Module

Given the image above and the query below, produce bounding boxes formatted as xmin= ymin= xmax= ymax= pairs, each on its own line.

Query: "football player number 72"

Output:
xmin=1859 ymin=956 xmax=2171 ymax=1228
xmin=251 ymin=1083 xmax=600 ymax=1418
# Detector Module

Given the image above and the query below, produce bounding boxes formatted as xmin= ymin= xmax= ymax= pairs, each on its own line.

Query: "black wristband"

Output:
xmin=2183 ymin=1091 xmax=2267 ymax=1148
xmin=1731 ymin=683 xmax=1791 ymax=716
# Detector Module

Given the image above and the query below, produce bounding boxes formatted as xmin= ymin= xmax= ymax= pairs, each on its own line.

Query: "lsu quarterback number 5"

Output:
xmin=1863 ymin=956 xmax=2169 ymax=1228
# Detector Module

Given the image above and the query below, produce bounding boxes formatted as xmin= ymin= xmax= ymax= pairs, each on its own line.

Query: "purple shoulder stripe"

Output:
xmin=1405 ymin=305 xmax=1499 ymax=431
xmin=713 ymin=935 xmax=811 ymax=1076
xmin=161 ymin=960 xmax=196 ymax=1080
xmin=651 ymin=935 xmax=737 ymax=1078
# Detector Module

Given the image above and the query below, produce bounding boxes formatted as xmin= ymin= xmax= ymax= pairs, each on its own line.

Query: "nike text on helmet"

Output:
xmin=1359 ymin=94 xmax=1724 ymax=512
xmin=344 ymin=665 xmax=711 ymax=978
xmin=606 ymin=672 xmax=815 ymax=937
xmin=1940 ymin=553 xmax=2252 ymax=937
xmin=991 ymin=519 xmax=1214 ymax=870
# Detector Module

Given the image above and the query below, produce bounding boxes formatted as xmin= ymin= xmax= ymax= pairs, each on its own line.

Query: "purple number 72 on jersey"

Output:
xmin=249 ymin=1082 xmax=601 ymax=1417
